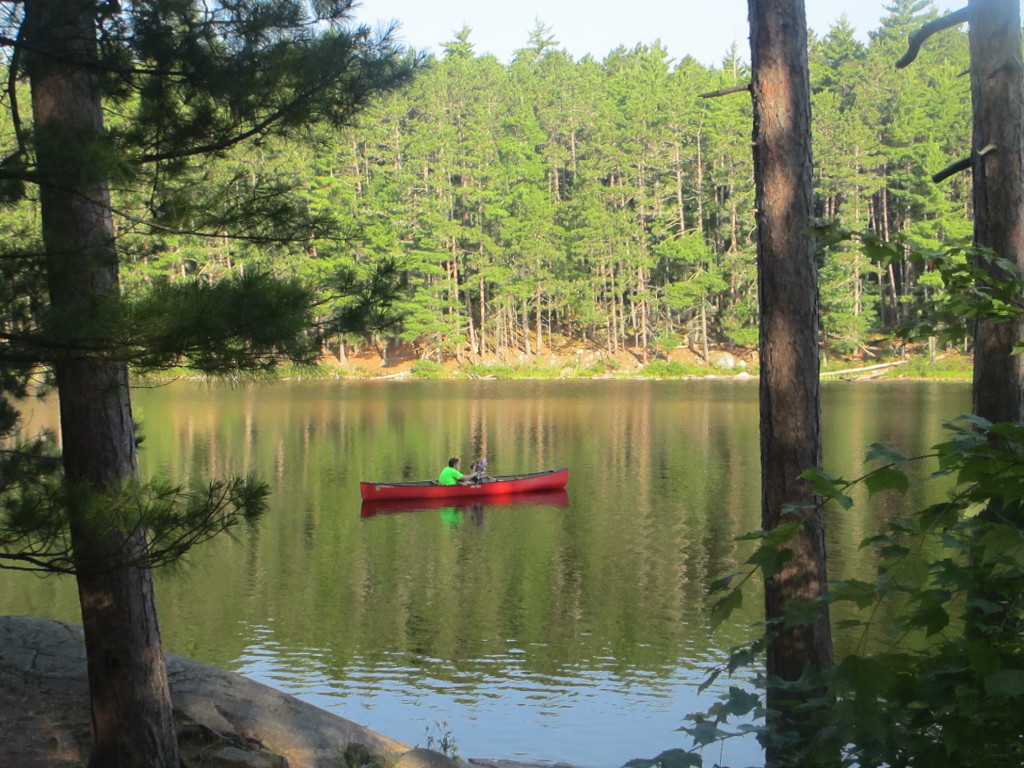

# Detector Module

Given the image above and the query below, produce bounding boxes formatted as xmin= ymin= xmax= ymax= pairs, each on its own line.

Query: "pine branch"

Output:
xmin=699 ymin=83 xmax=751 ymax=99
xmin=0 ymin=551 xmax=76 ymax=574
xmin=896 ymin=7 xmax=970 ymax=69
xmin=932 ymin=144 xmax=996 ymax=184
xmin=0 ymin=475 xmax=269 ymax=575
xmin=5 ymin=23 xmax=28 ymax=165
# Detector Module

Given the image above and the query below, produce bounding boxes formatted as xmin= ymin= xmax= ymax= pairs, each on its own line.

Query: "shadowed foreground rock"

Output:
xmin=0 ymin=616 xmax=433 ymax=768
xmin=0 ymin=616 xmax=581 ymax=768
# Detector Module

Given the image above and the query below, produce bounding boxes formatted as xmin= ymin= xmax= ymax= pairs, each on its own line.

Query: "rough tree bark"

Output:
xmin=747 ymin=0 xmax=833 ymax=756
xmin=24 ymin=1 xmax=180 ymax=766
xmin=968 ymin=0 xmax=1024 ymax=423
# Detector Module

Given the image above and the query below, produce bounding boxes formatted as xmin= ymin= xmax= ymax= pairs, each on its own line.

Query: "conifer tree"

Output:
xmin=0 ymin=2 xmax=414 ymax=766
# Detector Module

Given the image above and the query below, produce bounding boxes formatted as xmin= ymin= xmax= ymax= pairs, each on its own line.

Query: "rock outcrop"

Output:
xmin=0 ymin=615 xmax=431 ymax=768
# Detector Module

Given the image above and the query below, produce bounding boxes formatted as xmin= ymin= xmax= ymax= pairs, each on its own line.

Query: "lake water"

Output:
xmin=0 ymin=379 xmax=971 ymax=767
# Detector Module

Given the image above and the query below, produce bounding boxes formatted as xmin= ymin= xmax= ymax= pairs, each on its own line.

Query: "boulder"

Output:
xmin=0 ymin=615 xmax=408 ymax=768
xmin=393 ymin=747 xmax=463 ymax=768
xmin=713 ymin=352 xmax=736 ymax=370
xmin=0 ymin=615 xmax=584 ymax=768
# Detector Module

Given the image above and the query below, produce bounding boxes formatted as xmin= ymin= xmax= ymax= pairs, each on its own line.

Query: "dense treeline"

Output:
xmin=58 ymin=0 xmax=977 ymax=363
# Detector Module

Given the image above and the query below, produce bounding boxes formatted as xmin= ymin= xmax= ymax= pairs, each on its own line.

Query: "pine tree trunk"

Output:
xmin=466 ymin=292 xmax=477 ymax=354
xmin=748 ymin=0 xmax=833 ymax=758
xmin=968 ymin=0 xmax=1024 ymax=423
xmin=479 ymin=278 xmax=488 ymax=355
xmin=696 ymin=130 xmax=706 ymax=229
xmin=24 ymin=2 xmax=179 ymax=766
xmin=535 ymin=288 xmax=543 ymax=352
xmin=700 ymin=302 xmax=710 ymax=362
xmin=674 ymin=143 xmax=686 ymax=232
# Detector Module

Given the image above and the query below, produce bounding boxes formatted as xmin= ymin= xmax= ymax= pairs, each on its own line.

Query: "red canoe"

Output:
xmin=360 ymin=467 xmax=569 ymax=501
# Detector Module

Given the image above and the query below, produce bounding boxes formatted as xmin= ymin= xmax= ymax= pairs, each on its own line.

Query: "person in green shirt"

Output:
xmin=438 ymin=457 xmax=476 ymax=486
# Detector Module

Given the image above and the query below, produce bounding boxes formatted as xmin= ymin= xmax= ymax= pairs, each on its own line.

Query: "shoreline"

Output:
xmin=154 ymin=352 xmax=973 ymax=385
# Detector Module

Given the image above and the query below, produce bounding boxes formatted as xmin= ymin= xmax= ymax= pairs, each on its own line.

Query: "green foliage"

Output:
xmin=815 ymin=225 xmax=1024 ymax=353
xmin=127 ymin=272 xmax=319 ymax=373
xmin=637 ymin=359 xmax=708 ymax=378
xmin=0 ymin=7 xmax=986 ymax=364
xmin=0 ymin=468 xmax=269 ymax=574
xmin=276 ymin=362 xmax=335 ymax=379
xmin=117 ymin=11 xmax=971 ymax=363
xmin=462 ymin=362 xmax=563 ymax=379
xmin=882 ymin=355 xmax=972 ymax=380
xmin=643 ymin=417 xmax=1024 ymax=767
xmin=572 ymin=358 xmax=622 ymax=376
xmin=0 ymin=0 xmax=420 ymax=581
xmin=720 ymin=314 xmax=759 ymax=349
xmin=422 ymin=720 xmax=460 ymax=760
xmin=410 ymin=359 xmax=444 ymax=378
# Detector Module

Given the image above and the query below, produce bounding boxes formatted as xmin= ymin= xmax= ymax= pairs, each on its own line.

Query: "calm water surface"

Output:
xmin=2 ymin=379 xmax=970 ymax=767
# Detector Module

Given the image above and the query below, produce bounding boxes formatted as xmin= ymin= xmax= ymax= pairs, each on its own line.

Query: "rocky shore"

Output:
xmin=0 ymin=616 xmax=574 ymax=768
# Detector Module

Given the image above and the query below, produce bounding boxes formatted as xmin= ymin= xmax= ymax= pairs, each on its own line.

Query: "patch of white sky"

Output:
xmin=352 ymin=1 xmax=966 ymax=67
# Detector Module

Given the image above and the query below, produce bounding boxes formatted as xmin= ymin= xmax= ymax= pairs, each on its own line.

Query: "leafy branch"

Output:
xmin=812 ymin=224 xmax=1024 ymax=349
xmin=636 ymin=414 xmax=1024 ymax=767
xmin=0 ymin=473 xmax=270 ymax=575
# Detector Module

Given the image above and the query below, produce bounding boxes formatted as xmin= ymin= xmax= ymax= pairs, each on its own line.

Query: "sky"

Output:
xmin=351 ymin=1 xmax=957 ymax=67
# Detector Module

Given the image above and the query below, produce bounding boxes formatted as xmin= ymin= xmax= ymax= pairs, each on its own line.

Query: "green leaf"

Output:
xmin=865 ymin=443 xmax=909 ymax=465
xmin=829 ymin=579 xmax=878 ymax=609
xmin=977 ymin=523 xmax=1024 ymax=564
xmin=697 ymin=667 xmax=722 ymax=694
xmin=800 ymin=467 xmax=853 ymax=509
xmin=835 ymin=654 xmax=886 ymax=698
xmin=865 ymin=466 xmax=910 ymax=496
xmin=709 ymin=573 xmax=738 ymax=594
xmin=910 ymin=589 xmax=951 ymax=636
xmin=721 ymin=686 xmax=760 ymax=716
xmin=726 ymin=639 xmax=765 ymax=674
xmin=762 ymin=520 xmax=805 ymax=547
xmin=684 ymin=720 xmax=731 ymax=747
xmin=985 ymin=671 xmax=1024 ymax=698
xmin=862 ymin=240 xmax=901 ymax=262
xmin=710 ymin=588 xmax=743 ymax=629
xmin=782 ymin=598 xmax=827 ymax=629
xmin=746 ymin=542 xmax=794 ymax=580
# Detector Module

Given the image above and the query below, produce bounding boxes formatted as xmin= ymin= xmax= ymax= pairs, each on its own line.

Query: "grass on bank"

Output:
xmin=135 ymin=352 xmax=973 ymax=383
xmin=410 ymin=353 xmax=972 ymax=381
xmin=884 ymin=355 xmax=971 ymax=380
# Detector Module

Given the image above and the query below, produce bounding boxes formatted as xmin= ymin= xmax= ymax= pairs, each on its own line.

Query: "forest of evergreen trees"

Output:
xmin=28 ymin=0 xmax=977 ymax=364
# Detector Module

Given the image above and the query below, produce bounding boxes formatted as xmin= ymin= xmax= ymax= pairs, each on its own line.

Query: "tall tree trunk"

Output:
xmin=24 ymin=2 xmax=179 ymax=767
xmin=700 ymin=302 xmax=710 ymax=362
xmin=478 ymin=277 xmax=488 ymax=355
xmin=969 ymin=0 xmax=1024 ymax=423
xmin=696 ymin=127 xmax=706 ymax=230
xmin=748 ymin=0 xmax=833 ymax=758
xmin=887 ymin=262 xmax=900 ymax=322
xmin=674 ymin=143 xmax=686 ymax=233
xmin=465 ymin=293 xmax=477 ymax=354
xmin=535 ymin=288 xmax=543 ymax=352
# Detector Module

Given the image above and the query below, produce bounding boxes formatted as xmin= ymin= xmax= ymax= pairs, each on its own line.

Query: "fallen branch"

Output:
xmin=820 ymin=360 xmax=908 ymax=377
xmin=897 ymin=7 xmax=970 ymax=69
xmin=372 ymin=370 xmax=411 ymax=380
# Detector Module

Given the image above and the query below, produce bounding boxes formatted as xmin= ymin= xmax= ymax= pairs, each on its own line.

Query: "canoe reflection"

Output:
xmin=360 ymin=489 xmax=569 ymax=518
